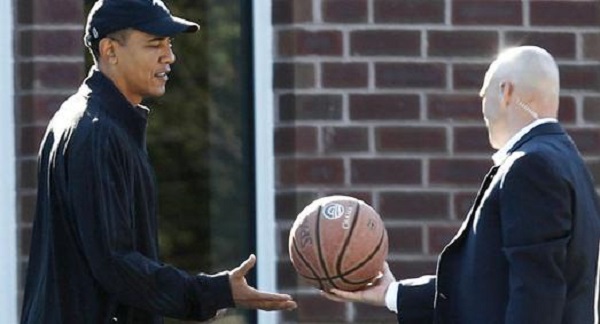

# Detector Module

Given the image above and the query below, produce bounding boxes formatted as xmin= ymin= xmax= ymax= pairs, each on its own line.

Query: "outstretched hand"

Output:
xmin=229 ymin=254 xmax=297 ymax=311
xmin=320 ymin=262 xmax=396 ymax=307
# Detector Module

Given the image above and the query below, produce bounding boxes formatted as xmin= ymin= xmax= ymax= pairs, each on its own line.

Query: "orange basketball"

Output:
xmin=288 ymin=195 xmax=388 ymax=292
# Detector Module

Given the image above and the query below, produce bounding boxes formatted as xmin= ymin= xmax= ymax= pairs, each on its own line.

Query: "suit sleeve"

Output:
xmin=396 ymin=275 xmax=436 ymax=324
xmin=499 ymin=152 xmax=571 ymax=324
xmin=66 ymin=126 xmax=234 ymax=321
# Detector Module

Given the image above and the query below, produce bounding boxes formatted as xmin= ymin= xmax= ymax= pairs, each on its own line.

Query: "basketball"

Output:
xmin=288 ymin=195 xmax=389 ymax=292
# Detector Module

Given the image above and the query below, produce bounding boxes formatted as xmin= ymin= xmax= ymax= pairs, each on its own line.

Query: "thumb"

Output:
xmin=233 ymin=254 xmax=256 ymax=277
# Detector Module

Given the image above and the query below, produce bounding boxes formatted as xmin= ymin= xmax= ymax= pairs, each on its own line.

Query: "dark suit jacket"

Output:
xmin=396 ymin=122 xmax=600 ymax=324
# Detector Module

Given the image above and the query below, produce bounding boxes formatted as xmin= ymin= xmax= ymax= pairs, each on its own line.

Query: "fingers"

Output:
xmin=232 ymin=254 xmax=256 ymax=277
xmin=235 ymin=293 xmax=297 ymax=311
xmin=328 ymin=288 xmax=363 ymax=303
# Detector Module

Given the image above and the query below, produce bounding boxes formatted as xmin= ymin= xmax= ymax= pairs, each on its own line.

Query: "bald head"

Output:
xmin=481 ymin=46 xmax=560 ymax=116
xmin=480 ymin=46 xmax=560 ymax=149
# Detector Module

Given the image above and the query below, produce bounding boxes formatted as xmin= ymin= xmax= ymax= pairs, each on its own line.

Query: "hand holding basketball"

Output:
xmin=288 ymin=196 xmax=389 ymax=292
xmin=321 ymin=261 xmax=396 ymax=307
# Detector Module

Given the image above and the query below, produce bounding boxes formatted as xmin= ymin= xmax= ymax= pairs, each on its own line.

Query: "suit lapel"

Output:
xmin=444 ymin=165 xmax=499 ymax=250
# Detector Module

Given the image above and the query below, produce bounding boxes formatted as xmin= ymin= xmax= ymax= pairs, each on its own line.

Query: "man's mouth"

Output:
xmin=155 ymin=71 xmax=169 ymax=81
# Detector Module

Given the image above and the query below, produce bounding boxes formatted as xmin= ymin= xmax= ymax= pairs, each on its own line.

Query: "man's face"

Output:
xmin=110 ymin=30 xmax=175 ymax=104
xmin=479 ymin=68 xmax=506 ymax=149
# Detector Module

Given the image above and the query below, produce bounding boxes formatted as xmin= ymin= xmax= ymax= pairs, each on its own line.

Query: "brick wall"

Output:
xmin=15 ymin=0 xmax=85 ymax=306
xmin=273 ymin=0 xmax=600 ymax=322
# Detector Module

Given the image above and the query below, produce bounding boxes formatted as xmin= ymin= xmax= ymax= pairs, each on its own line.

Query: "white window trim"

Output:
xmin=253 ymin=0 xmax=278 ymax=323
xmin=0 ymin=0 xmax=17 ymax=322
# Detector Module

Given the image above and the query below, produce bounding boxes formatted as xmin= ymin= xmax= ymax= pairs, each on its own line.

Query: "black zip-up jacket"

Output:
xmin=21 ymin=68 xmax=234 ymax=324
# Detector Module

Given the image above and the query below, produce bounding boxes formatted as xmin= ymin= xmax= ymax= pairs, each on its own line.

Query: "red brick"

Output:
xmin=389 ymin=260 xmax=437 ymax=278
xmin=453 ymin=1 xmax=522 ymax=25
xmin=583 ymin=33 xmax=600 ymax=60
xmin=323 ymin=127 xmax=369 ymax=153
xmin=278 ymin=29 xmax=343 ymax=57
xmin=427 ymin=94 xmax=482 ymax=122
xmin=429 ymin=159 xmax=492 ymax=186
xmin=20 ymin=125 xmax=46 ymax=156
xmin=349 ymin=94 xmax=420 ymax=121
xmin=18 ymin=0 xmax=83 ymax=24
xmin=374 ymin=0 xmax=445 ymax=24
xmin=279 ymin=158 xmax=344 ymax=186
xmin=275 ymin=126 xmax=318 ymax=154
xmin=386 ymin=226 xmax=423 ymax=254
xmin=505 ymin=32 xmax=576 ymax=59
xmin=19 ymin=159 xmax=38 ymax=190
xmin=274 ymin=62 xmax=315 ymax=89
xmin=351 ymin=159 xmax=421 ymax=185
xmin=376 ymin=126 xmax=447 ymax=153
xmin=351 ymin=30 xmax=420 ymax=56
xmin=531 ymin=1 xmax=600 ymax=27
xmin=321 ymin=191 xmax=373 ymax=206
xmin=19 ymin=94 xmax=66 ymax=125
xmin=454 ymin=191 xmax=477 ymax=220
xmin=20 ymin=193 xmax=37 ymax=225
xmin=566 ymin=128 xmax=600 ymax=155
xmin=322 ymin=0 xmax=368 ymax=23
xmin=279 ymin=94 xmax=343 ymax=121
xmin=276 ymin=191 xmax=319 ymax=221
xmin=20 ymin=227 xmax=32 ymax=257
xmin=560 ymin=64 xmax=600 ymax=91
xmin=453 ymin=63 xmax=488 ymax=90
xmin=558 ymin=96 xmax=576 ymax=124
xmin=322 ymin=63 xmax=368 ymax=88
xmin=428 ymin=31 xmax=498 ymax=57
xmin=20 ymin=30 xmax=84 ymax=57
xmin=376 ymin=63 xmax=446 ymax=88
xmin=380 ymin=192 xmax=449 ymax=220
xmin=272 ymin=0 xmax=312 ymax=24
xmin=428 ymin=224 xmax=461 ymax=254
xmin=454 ymin=126 xmax=493 ymax=154
xmin=583 ymin=96 xmax=600 ymax=123
xmin=19 ymin=62 xmax=84 ymax=91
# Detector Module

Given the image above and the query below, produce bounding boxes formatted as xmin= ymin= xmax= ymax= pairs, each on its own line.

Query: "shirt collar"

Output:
xmin=81 ymin=67 xmax=150 ymax=147
xmin=492 ymin=118 xmax=558 ymax=166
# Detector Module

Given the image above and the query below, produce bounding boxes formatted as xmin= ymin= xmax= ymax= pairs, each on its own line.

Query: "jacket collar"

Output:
xmin=79 ymin=67 xmax=149 ymax=147
xmin=492 ymin=119 xmax=562 ymax=165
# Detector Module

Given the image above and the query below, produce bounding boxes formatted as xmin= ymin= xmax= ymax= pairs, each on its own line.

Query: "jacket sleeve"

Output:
xmin=65 ymin=125 xmax=234 ymax=321
xmin=499 ymin=152 xmax=571 ymax=324
xmin=396 ymin=275 xmax=436 ymax=324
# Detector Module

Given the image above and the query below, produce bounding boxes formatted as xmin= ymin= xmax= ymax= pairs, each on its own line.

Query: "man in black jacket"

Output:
xmin=20 ymin=0 xmax=296 ymax=323
xmin=324 ymin=46 xmax=600 ymax=323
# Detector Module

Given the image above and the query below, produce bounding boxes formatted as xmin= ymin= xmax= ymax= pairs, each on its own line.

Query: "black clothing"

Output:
xmin=21 ymin=68 xmax=234 ymax=324
xmin=396 ymin=123 xmax=600 ymax=323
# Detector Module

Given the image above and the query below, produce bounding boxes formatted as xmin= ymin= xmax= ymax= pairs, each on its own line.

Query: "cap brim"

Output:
xmin=136 ymin=15 xmax=199 ymax=37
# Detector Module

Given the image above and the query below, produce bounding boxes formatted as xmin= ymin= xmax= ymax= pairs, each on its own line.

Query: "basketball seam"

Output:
xmin=315 ymin=205 xmax=340 ymax=290
xmin=298 ymin=225 xmax=387 ymax=283
xmin=335 ymin=201 xmax=360 ymax=282
xmin=292 ymin=238 xmax=324 ymax=290
xmin=338 ymin=226 xmax=387 ymax=284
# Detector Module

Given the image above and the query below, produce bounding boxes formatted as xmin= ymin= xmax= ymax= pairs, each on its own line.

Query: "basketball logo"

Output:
xmin=322 ymin=203 xmax=344 ymax=220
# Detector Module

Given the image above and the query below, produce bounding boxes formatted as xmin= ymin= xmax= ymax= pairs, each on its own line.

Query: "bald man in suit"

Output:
xmin=324 ymin=46 xmax=600 ymax=323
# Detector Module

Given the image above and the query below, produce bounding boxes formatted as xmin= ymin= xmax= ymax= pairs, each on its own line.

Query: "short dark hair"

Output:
xmin=87 ymin=29 xmax=133 ymax=64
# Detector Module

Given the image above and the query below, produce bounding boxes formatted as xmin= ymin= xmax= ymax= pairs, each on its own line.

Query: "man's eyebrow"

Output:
xmin=147 ymin=36 xmax=170 ymax=42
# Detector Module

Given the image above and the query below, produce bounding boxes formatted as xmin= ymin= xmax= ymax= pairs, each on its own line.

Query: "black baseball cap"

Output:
xmin=84 ymin=0 xmax=199 ymax=47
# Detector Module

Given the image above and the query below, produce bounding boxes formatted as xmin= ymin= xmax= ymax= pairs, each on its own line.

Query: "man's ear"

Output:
xmin=98 ymin=38 xmax=117 ymax=64
xmin=499 ymin=81 xmax=514 ymax=103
